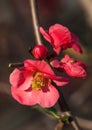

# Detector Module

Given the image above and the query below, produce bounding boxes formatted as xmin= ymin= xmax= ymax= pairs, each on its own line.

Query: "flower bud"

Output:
xmin=32 ymin=45 xmax=48 ymax=59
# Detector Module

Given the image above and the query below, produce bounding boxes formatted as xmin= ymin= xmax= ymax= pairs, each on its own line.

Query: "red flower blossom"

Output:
xmin=40 ymin=24 xmax=82 ymax=55
xmin=51 ymin=54 xmax=87 ymax=78
xmin=32 ymin=45 xmax=48 ymax=59
xmin=10 ymin=60 xmax=69 ymax=108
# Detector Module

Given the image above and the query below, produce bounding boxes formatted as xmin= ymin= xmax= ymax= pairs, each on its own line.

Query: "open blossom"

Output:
xmin=32 ymin=45 xmax=48 ymax=59
xmin=9 ymin=60 xmax=69 ymax=108
xmin=40 ymin=24 xmax=82 ymax=55
xmin=51 ymin=54 xmax=87 ymax=78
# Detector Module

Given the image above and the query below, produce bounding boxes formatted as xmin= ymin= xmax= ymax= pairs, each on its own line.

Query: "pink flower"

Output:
xmin=32 ymin=45 xmax=48 ymax=59
xmin=10 ymin=60 xmax=69 ymax=108
xmin=40 ymin=24 xmax=82 ymax=55
xmin=51 ymin=54 xmax=87 ymax=78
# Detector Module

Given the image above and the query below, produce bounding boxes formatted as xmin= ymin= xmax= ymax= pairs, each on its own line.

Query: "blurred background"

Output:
xmin=0 ymin=0 xmax=92 ymax=130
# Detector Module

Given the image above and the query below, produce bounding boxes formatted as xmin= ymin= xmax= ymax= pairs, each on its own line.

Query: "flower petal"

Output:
xmin=9 ymin=68 xmax=25 ymax=87
xmin=24 ymin=60 xmax=55 ymax=76
xmin=11 ymin=87 xmax=36 ymax=106
xmin=49 ymin=24 xmax=71 ymax=47
xmin=11 ymin=84 xmax=59 ymax=108
xmin=36 ymin=84 xmax=59 ymax=108
xmin=44 ymin=73 xmax=69 ymax=86
xmin=61 ymin=55 xmax=87 ymax=78
xmin=10 ymin=68 xmax=33 ymax=90
xmin=53 ymin=47 xmax=61 ymax=55
xmin=39 ymin=27 xmax=52 ymax=43
xmin=64 ymin=62 xmax=87 ymax=78
xmin=71 ymin=33 xmax=83 ymax=54
xmin=50 ymin=59 xmax=61 ymax=68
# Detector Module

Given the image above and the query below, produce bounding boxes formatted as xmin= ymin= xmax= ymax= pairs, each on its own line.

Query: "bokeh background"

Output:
xmin=0 ymin=0 xmax=92 ymax=130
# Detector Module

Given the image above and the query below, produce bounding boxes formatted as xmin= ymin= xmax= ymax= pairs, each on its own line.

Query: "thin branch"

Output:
xmin=58 ymin=90 xmax=82 ymax=130
xmin=52 ymin=81 xmax=81 ymax=130
xmin=29 ymin=0 xmax=42 ymax=45
xmin=8 ymin=63 xmax=24 ymax=68
xmin=64 ymin=112 xmax=82 ymax=130
xmin=55 ymin=119 xmax=64 ymax=130
xmin=58 ymin=89 xmax=70 ymax=112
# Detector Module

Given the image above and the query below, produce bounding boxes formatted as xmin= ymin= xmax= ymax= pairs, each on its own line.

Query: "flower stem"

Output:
xmin=29 ymin=0 xmax=42 ymax=45
xmin=33 ymin=105 xmax=61 ymax=120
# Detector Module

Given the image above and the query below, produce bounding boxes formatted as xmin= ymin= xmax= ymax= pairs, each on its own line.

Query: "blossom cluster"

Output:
xmin=9 ymin=24 xmax=87 ymax=108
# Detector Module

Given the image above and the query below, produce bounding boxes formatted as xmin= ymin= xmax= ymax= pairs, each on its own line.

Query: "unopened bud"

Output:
xmin=32 ymin=45 xmax=48 ymax=59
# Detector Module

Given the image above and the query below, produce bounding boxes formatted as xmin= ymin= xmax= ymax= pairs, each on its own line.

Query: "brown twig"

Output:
xmin=55 ymin=119 xmax=64 ymax=130
xmin=8 ymin=63 xmax=24 ymax=68
xmin=58 ymin=89 xmax=82 ymax=130
xmin=29 ymin=0 xmax=42 ymax=45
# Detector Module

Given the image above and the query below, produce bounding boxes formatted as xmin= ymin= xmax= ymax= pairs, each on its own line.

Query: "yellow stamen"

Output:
xmin=32 ymin=72 xmax=49 ymax=91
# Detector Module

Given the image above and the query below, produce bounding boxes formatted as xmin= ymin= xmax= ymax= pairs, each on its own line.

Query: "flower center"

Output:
xmin=32 ymin=72 xmax=49 ymax=91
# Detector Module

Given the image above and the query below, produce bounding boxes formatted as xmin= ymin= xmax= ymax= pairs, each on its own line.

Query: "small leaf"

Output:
xmin=62 ymin=115 xmax=69 ymax=122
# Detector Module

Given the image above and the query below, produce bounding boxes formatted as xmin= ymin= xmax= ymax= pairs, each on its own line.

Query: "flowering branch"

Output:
xmin=9 ymin=1 xmax=87 ymax=130
xmin=29 ymin=0 xmax=82 ymax=130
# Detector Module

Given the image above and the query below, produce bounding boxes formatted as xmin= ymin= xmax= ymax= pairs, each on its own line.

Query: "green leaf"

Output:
xmin=62 ymin=115 xmax=69 ymax=122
